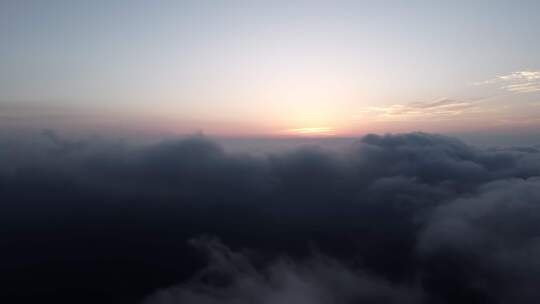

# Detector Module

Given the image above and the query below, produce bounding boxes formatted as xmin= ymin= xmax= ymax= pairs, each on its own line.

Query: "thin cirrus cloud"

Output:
xmin=354 ymin=98 xmax=483 ymax=122
xmin=475 ymin=70 xmax=540 ymax=93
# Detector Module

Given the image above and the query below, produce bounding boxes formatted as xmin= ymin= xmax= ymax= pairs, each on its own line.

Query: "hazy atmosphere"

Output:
xmin=2 ymin=0 xmax=540 ymax=138
xmin=2 ymin=1 xmax=540 ymax=303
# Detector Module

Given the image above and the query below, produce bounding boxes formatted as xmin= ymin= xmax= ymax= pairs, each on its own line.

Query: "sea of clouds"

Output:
xmin=2 ymin=131 xmax=540 ymax=303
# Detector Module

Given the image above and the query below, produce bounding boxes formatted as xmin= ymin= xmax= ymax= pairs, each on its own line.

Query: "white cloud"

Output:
xmin=476 ymin=70 xmax=540 ymax=93
xmin=354 ymin=98 xmax=483 ymax=121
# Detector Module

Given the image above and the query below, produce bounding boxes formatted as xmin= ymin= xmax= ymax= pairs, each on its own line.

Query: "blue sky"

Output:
xmin=1 ymin=0 xmax=540 ymax=136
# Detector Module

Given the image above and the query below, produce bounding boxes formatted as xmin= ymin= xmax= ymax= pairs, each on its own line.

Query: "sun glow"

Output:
xmin=286 ymin=127 xmax=336 ymax=136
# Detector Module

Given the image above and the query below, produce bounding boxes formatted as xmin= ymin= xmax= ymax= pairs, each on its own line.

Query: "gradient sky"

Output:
xmin=1 ymin=0 xmax=540 ymax=137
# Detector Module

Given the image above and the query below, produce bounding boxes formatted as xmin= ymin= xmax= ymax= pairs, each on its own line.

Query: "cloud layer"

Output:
xmin=2 ymin=131 xmax=540 ymax=303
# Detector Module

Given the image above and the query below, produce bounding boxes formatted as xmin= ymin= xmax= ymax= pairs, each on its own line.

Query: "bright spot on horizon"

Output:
xmin=286 ymin=127 xmax=336 ymax=136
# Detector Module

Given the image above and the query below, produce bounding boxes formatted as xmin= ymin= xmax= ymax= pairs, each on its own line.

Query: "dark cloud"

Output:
xmin=144 ymin=237 xmax=422 ymax=304
xmin=419 ymin=178 xmax=540 ymax=303
xmin=1 ymin=131 xmax=540 ymax=303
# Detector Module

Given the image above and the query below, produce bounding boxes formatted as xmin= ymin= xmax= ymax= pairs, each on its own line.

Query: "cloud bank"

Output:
xmin=2 ymin=131 xmax=540 ymax=303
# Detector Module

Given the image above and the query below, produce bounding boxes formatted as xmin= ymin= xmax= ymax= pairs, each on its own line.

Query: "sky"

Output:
xmin=1 ymin=0 xmax=540 ymax=137
xmin=4 ymin=2 xmax=540 ymax=302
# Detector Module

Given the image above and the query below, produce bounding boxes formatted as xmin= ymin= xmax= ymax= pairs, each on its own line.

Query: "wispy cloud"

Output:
xmin=354 ymin=98 xmax=483 ymax=121
xmin=475 ymin=70 xmax=540 ymax=93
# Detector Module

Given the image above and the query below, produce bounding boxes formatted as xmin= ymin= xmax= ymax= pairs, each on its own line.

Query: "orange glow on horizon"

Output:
xmin=285 ymin=127 xmax=337 ymax=136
